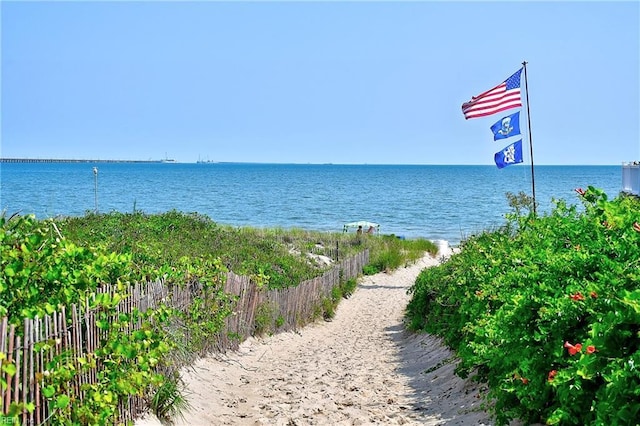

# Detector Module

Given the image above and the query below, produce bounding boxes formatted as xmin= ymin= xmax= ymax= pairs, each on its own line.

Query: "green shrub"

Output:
xmin=321 ymin=296 xmax=336 ymax=320
xmin=362 ymin=264 xmax=379 ymax=275
xmin=254 ymin=302 xmax=278 ymax=336
xmin=0 ymin=213 xmax=135 ymax=323
xmin=340 ymin=278 xmax=358 ymax=298
xmin=407 ymin=188 xmax=640 ymax=425
xmin=0 ymin=213 xmax=227 ymax=424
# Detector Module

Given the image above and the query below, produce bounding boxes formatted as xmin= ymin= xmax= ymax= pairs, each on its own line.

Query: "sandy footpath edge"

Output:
xmin=136 ymin=246 xmax=495 ymax=426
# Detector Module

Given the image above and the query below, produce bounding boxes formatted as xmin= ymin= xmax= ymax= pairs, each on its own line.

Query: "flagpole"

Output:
xmin=522 ymin=60 xmax=537 ymax=215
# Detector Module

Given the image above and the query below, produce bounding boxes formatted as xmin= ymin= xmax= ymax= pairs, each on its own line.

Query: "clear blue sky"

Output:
xmin=2 ymin=1 xmax=639 ymax=165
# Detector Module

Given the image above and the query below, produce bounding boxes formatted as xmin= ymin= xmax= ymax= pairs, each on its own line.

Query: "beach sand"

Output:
xmin=136 ymin=244 xmax=495 ymax=426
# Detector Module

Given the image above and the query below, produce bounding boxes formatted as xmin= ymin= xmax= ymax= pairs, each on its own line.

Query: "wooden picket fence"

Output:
xmin=0 ymin=250 xmax=368 ymax=425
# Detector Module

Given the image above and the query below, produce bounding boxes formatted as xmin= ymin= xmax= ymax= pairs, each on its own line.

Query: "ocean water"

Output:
xmin=0 ymin=162 xmax=624 ymax=246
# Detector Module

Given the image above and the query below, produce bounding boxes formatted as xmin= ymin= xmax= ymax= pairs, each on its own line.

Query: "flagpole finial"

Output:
xmin=522 ymin=60 xmax=528 ymax=67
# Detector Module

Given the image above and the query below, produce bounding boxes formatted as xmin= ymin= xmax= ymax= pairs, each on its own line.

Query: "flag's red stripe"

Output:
xmin=470 ymin=82 xmax=507 ymax=101
xmin=463 ymin=94 xmax=521 ymax=113
xmin=463 ymin=88 xmax=520 ymax=108
xmin=462 ymin=89 xmax=521 ymax=116
xmin=464 ymin=103 xmax=522 ymax=119
xmin=464 ymin=105 xmax=522 ymax=119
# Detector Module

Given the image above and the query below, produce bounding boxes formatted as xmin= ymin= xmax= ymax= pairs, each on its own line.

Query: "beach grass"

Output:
xmin=57 ymin=210 xmax=437 ymax=289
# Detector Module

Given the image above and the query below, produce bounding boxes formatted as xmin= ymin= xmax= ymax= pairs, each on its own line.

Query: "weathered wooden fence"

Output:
xmin=0 ymin=250 xmax=368 ymax=424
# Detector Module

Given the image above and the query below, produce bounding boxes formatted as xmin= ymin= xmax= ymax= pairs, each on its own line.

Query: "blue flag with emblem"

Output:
xmin=494 ymin=140 xmax=523 ymax=169
xmin=490 ymin=111 xmax=521 ymax=141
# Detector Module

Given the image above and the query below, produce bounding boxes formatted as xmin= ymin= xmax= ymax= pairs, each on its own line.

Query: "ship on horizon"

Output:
xmin=160 ymin=152 xmax=177 ymax=163
xmin=196 ymin=155 xmax=216 ymax=164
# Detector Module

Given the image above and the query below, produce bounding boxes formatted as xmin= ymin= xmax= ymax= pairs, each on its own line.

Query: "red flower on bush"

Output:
xmin=548 ymin=370 xmax=557 ymax=382
xmin=575 ymin=188 xmax=586 ymax=196
xmin=570 ymin=292 xmax=585 ymax=301
xmin=633 ymin=222 xmax=640 ymax=233
xmin=513 ymin=372 xmax=529 ymax=384
xmin=586 ymin=345 xmax=597 ymax=354
xmin=590 ymin=291 xmax=598 ymax=299
xmin=564 ymin=341 xmax=583 ymax=355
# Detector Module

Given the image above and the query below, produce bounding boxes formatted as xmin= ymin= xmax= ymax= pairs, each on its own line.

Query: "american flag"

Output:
xmin=462 ymin=68 xmax=522 ymax=120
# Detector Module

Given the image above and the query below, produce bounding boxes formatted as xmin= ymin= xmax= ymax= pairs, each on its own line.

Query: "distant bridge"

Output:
xmin=0 ymin=158 xmax=166 ymax=164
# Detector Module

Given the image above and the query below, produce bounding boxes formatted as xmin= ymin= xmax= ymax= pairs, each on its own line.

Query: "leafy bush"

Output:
xmin=29 ymin=297 xmax=174 ymax=425
xmin=0 ymin=213 xmax=135 ymax=322
xmin=0 ymin=213 xmax=229 ymax=424
xmin=407 ymin=188 xmax=640 ymax=425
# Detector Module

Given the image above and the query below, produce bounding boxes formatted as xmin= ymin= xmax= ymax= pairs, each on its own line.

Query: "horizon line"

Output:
xmin=0 ymin=157 xmax=630 ymax=167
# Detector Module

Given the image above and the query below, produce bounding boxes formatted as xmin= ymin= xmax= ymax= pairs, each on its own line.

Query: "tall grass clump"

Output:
xmin=406 ymin=188 xmax=640 ymax=425
xmin=363 ymin=234 xmax=438 ymax=274
xmin=149 ymin=370 xmax=191 ymax=425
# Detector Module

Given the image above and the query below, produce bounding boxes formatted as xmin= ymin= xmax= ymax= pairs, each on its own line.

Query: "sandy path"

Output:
xmin=137 ymin=250 xmax=493 ymax=426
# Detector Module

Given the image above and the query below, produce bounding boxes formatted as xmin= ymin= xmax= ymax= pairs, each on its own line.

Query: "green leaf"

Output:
xmin=55 ymin=394 xmax=70 ymax=408
xmin=96 ymin=319 xmax=110 ymax=330
xmin=42 ymin=385 xmax=56 ymax=398
xmin=4 ymin=266 xmax=15 ymax=277
xmin=1 ymin=361 xmax=16 ymax=376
